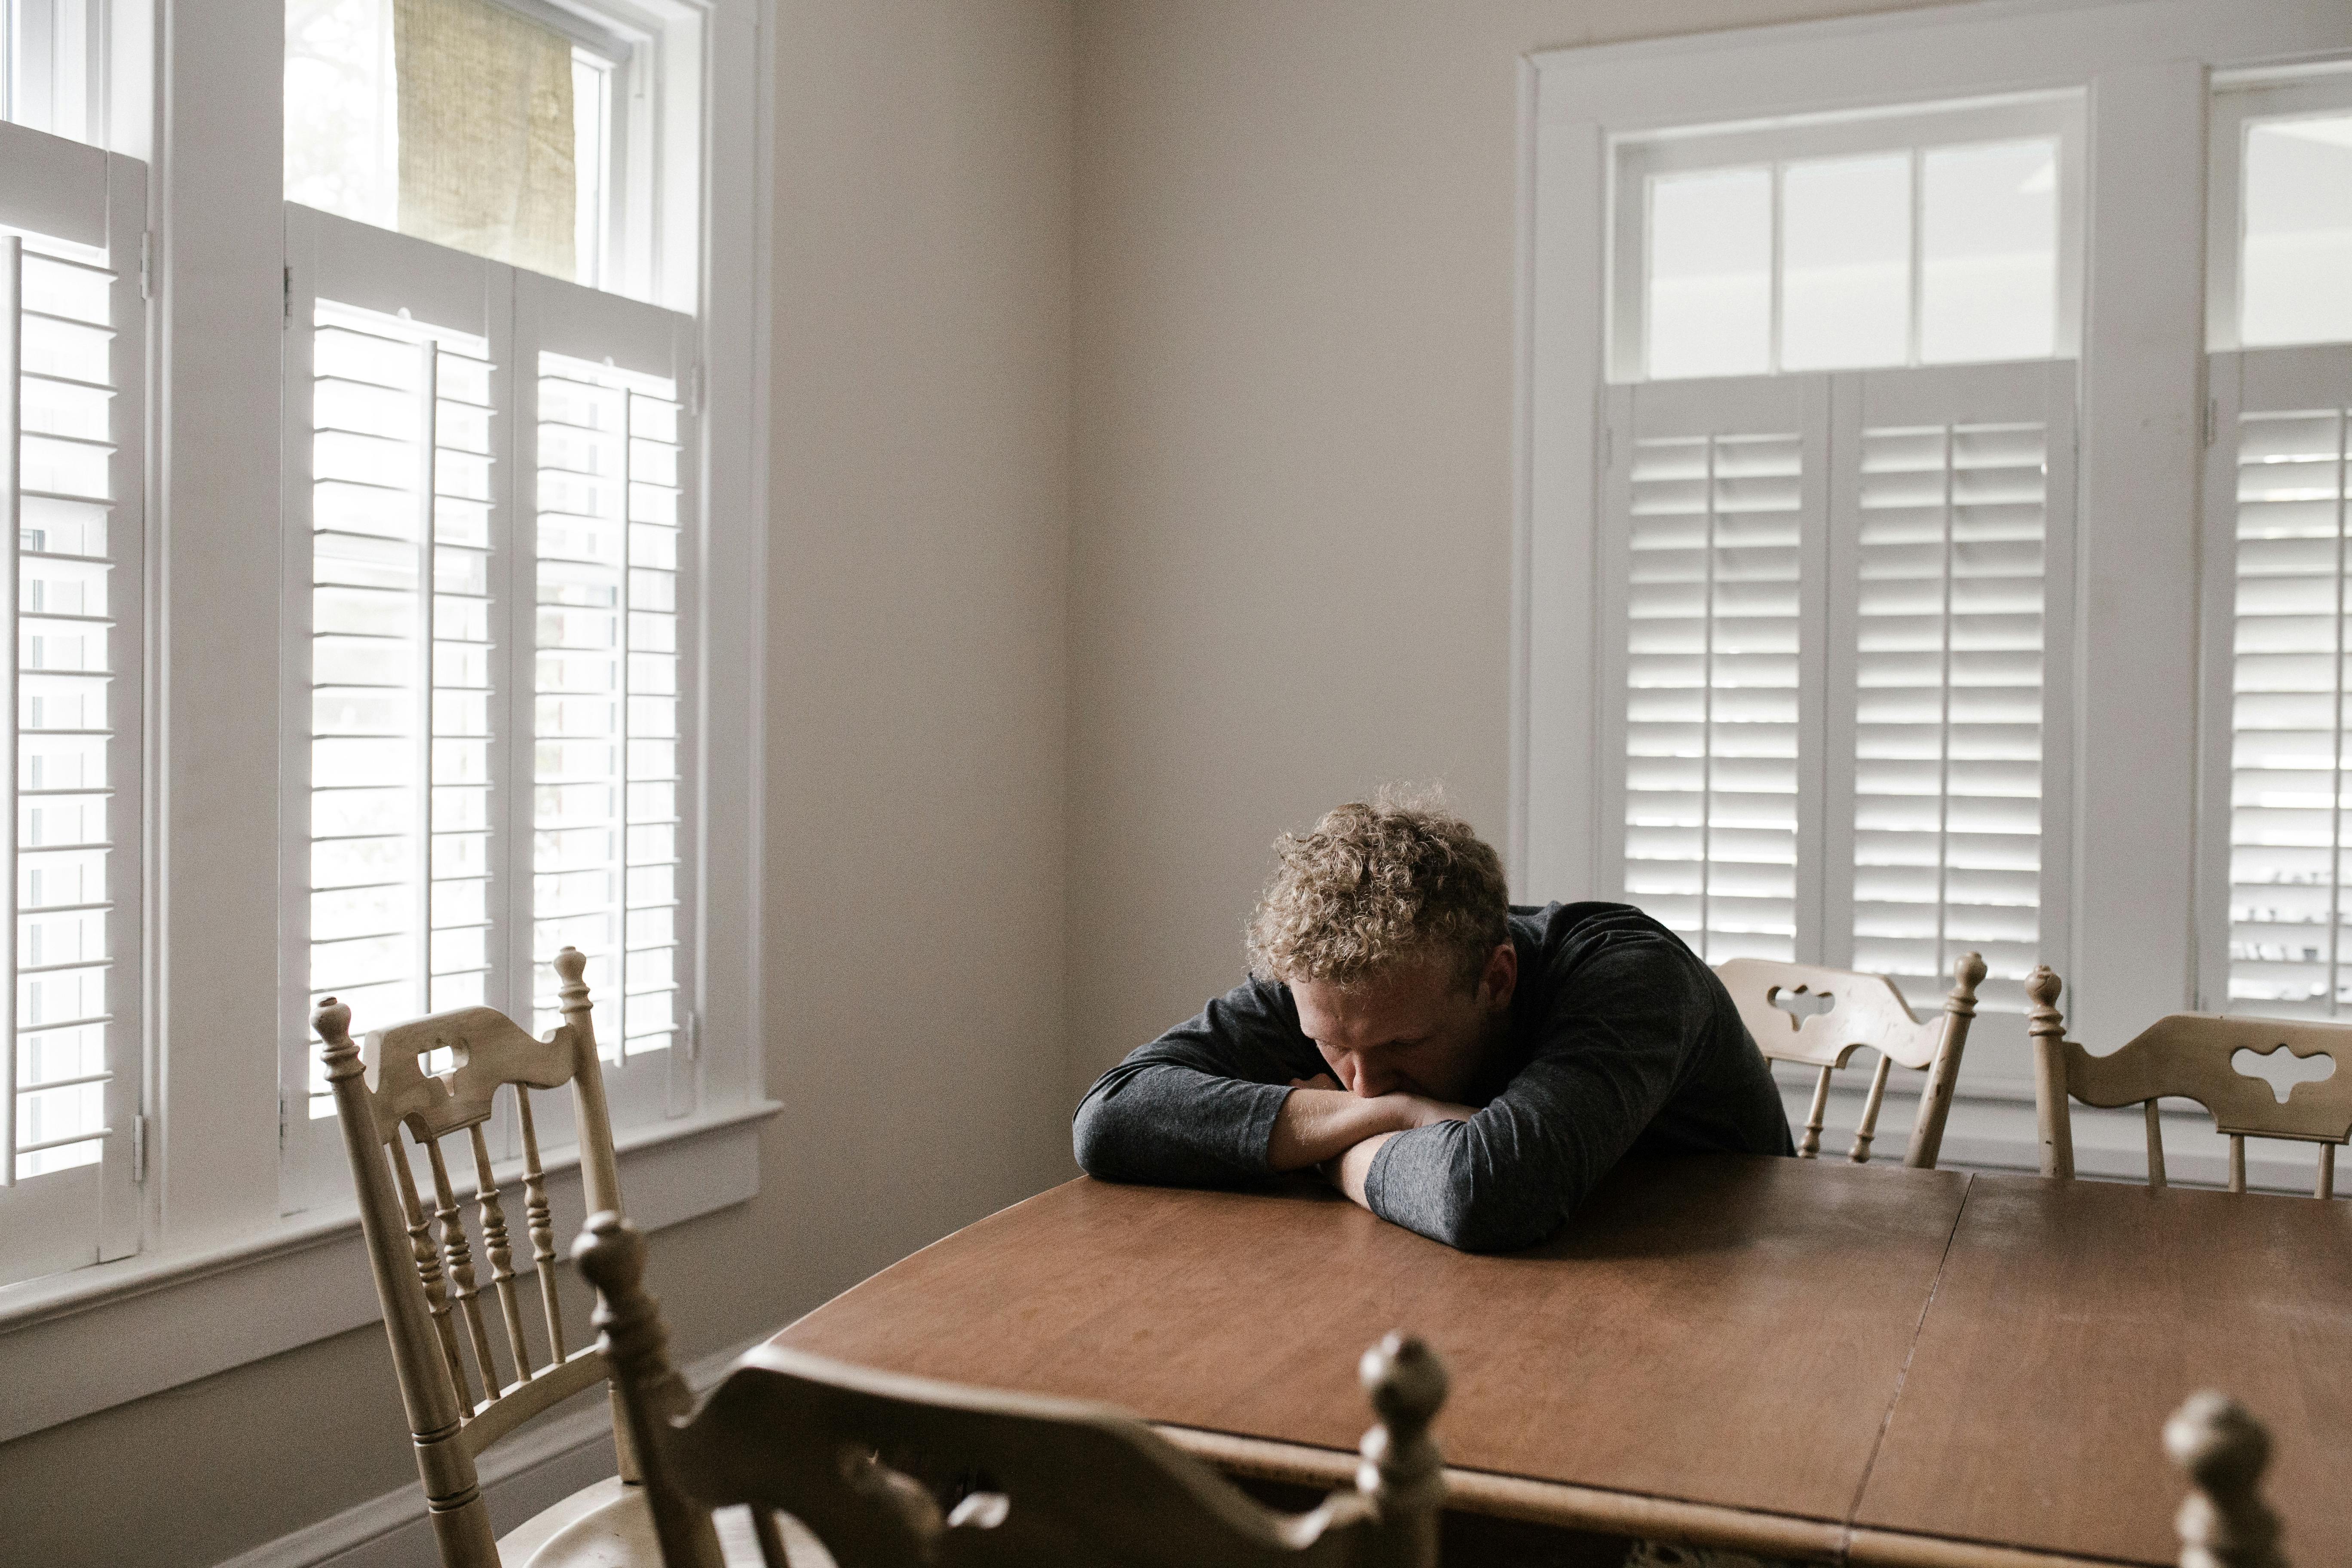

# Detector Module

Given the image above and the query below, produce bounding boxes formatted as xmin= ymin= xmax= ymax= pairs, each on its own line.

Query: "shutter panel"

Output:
xmin=2213 ymin=347 xmax=2352 ymax=1018
xmin=300 ymin=299 xmax=501 ymax=1109
xmin=1609 ymin=378 xmax=1826 ymax=963
xmin=1831 ymin=362 xmax=2072 ymax=1017
xmin=0 ymin=150 xmax=145 ymax=1286
xmin=531 ymin=351 xmax=684 ymax=1063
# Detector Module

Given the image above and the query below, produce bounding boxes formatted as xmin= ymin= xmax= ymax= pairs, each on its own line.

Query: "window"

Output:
xmin=1614 ymin=98 xmax=2083 ymax=382
xmin=2201 ymin=68 xmax=2352 ymax=1020
xmin=1596 ymin=97 xmax=2082 ymax=1017
xmin=0 ymin=120 xmax=143 ymax=1288
xmin=283 ymin=0 xmax=693 ymax=306
xmin=278 ymin=205 xmax=698 ymax=1209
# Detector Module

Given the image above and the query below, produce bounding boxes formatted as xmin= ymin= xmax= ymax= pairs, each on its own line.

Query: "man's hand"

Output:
xmin=1265 ymin=1074 xmax=1475 ymax=1176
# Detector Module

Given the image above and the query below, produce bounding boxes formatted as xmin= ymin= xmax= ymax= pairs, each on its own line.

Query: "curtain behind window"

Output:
xmin=393 ymin=0 xmax=575 ymax=280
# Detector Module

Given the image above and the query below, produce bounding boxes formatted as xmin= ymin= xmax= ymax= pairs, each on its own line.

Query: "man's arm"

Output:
xmin=1073 ymin=988 xmax=1471 ymax=1187
xmin=1351 ymin=934 xmax=1715 ymax=1252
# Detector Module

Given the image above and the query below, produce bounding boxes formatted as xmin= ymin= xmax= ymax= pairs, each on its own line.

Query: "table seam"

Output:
xmin=1841 ymin=1169 xmax=1975 ymax=1561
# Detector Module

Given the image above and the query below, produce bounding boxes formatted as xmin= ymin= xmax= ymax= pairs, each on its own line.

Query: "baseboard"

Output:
xmin=211 ymin=1337 xmax=765 ymax=1568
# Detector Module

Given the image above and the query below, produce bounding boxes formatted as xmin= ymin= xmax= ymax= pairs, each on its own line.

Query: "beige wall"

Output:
xmin=1064 ymin=0 xmax=1955 ymax=1094
xmin=0 ymin=2 xmax=1075 ymax=1563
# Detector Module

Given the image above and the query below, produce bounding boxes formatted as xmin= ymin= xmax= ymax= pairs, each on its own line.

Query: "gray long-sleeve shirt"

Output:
xmin=1072 ymin=901 xmax=1794 ymax=1252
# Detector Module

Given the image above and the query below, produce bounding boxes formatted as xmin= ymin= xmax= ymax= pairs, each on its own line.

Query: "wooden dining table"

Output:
xmin=768 ymin=1156 xmax=2352 ymax=1567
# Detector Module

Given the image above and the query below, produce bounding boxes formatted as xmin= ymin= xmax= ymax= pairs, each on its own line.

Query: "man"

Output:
xmin=1072 ymin=793 xmax=1794 ymax=1251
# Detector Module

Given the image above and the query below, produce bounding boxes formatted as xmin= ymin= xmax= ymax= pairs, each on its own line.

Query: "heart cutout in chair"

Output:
xmin=1766 ymin=985 xmax=1835 ymax=1029
xmin=2231 ymin=1043 xmax=2337 ymax=1105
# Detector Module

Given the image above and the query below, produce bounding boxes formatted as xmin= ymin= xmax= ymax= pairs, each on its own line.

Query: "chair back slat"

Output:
xmin=424 ymin=1135 xmax=505 ymax=1403
xmin=517 ymin=1088 xmax=567 ymax=1360
xmin=468 ymin=1122 xmax=535 ymax=1380
xmin=312 ymin=947 xmax=629 ymax=1566
xmin=390 ymin=1133 xmax=476 ymax=1406
xmin=1716 ymin=951 xmax=1987 ymax=1168
xmin=2028 ymin=965 xmax=2352 ymax=1194
xmin=574 ymin=1213 xmax=1449 ymax=1568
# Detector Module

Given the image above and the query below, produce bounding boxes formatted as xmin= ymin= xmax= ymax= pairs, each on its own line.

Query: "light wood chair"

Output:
xmin=572 ymin=1211 xmax=1452 ymax=1568
xmin=317 ymin=946 xmax=658 ymax=1567
xmin=2024 ymin=967 xmax=2352 ymax=1195
xmin=1715 ymin=951 xmax=1988 ymax=1168
xmin=2168 ymin=1390 xmax=2289 ymax=1567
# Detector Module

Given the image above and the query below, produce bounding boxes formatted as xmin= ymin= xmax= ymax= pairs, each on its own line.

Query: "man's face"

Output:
xmin=1289 ymin=944 xmax=1517 ymax=1105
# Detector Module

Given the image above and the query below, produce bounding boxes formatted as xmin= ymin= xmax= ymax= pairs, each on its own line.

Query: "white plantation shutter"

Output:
xmin=518 ymin=273 xmax=696 ymax=1121
xmin=531 ymin=352 xmax=686 ymax=1064
xmin=1602 ymin=364 xmax=2074 ymax=1023
xmin=0 ymin=133 xmax=144 ymax=1287
xmin=1835 ymin=362 xmax=2075 ymax=1015
xmin=298 ymin=301 xmax=501 ymax=1110
xmin=1605 ymin=377 xmax=1827 ymax=963
xmin=281 ymin=209 xmax=699 ymax=1204
xmin=2205 ymin=346 xmax=2352 ymax=1017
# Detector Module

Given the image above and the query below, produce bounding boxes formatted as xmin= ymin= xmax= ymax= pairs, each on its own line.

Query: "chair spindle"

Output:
xmin=2166 ymin=1390 xmax=2288 ymax=1568
xmin=516 ymin=1088 xmax=565 ymax=1360
xmin=2143 ymin=1100 xmax=2168 ymax=1189
xmin=427 ymin=1136 xmax=505 ymax=1401
xmin=392 ymin=1134 xmax=475 ymax=1406
xmin=2319 ymin=1144 xmax=2335 ymax=1201
xmin=749 ymin=1510 xmax=790 ymax=1568
xmin=1800 ymin=1065 xmax=1832 ymax=1159
xmin=1850 ymin=1053 xmax=1893 ymax=1163
xmin=469 ymin=1120 xmax=534 ymax=1381
xmin=2230 ymin=1135 xmax=2248 ymax=1195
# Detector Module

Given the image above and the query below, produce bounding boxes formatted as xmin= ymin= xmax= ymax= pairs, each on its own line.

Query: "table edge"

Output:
xmin=1152 ymin=1428 xmax=2138 ymax=1568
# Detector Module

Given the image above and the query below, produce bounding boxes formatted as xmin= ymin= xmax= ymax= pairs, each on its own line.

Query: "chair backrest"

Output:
xmin=2167 ymin=1390 xmax=2290 ymax=1568
xmin=573 ymin=1214 xmax=1451 ymax=1568
xmin=314 ymin=945 xmax=628 ymax=1568
xmin=1715 ymin=951 xmax=1988 ymax=1168
xmin=2024 ymin=965 xmax=2352 ymax=1196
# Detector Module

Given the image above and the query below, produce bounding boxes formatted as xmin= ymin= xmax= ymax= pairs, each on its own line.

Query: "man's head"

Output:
xmin=1245 ymin=792 xmax=1516 ymax=1104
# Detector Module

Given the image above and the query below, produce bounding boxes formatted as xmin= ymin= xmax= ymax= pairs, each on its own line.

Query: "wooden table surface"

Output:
xmin=769 ymin=1158 xmax=2352 ymax=1568
xmin=1857 ymin=1173 xmax=2352 ymax=1566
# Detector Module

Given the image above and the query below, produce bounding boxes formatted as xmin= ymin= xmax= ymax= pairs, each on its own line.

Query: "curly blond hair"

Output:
xmin=1245 ymin=790 xmax=1510 ymax=991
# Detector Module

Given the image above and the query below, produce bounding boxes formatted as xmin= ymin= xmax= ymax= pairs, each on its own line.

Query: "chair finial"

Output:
xmin=2026 ymin=964 xmax=2061 ymax=1011
xmin=555 ymin=945 xmax=588 ymax=988
xmin=1953 ymin=950 xmax=1989 ymax=992
xmin=2167 ymin=1390 xmax=2286 ymax=1568
xmin=314 ymin=996 xmax=362 ymax=1081
xmin=1357 ymin=1333 xmax=1447 ymax=1526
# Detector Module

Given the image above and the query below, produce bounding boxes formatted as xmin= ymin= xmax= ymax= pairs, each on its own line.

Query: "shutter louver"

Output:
xmin=1852 ymin=420 xmax=2046 ymax=1012
xmin=1624 ymin=431 xmax=1804 ymax=962
xmin=2226 ymin=407 xmax=2350 ymax=1016
xmin=533 ymin=352 xmax=682 ymax=1061
xmin=303 ymin=300 xmax=499 ymax=1108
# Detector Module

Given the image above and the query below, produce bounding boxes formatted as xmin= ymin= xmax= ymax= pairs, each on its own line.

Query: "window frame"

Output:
xmin=1520 ymin=0 xmax=2352 ymax=1183
xmin=0 ymin=0 xmax=774 ymax=1441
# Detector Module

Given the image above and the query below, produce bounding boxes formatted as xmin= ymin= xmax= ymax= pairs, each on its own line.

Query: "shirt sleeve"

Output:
xmin=1362 ymin=927 xmax=1711 ymax=1251
xmin=1072 ymin=980 xmax=1321 ymax=1187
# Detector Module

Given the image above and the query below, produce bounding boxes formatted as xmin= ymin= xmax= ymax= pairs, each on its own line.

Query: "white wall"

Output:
xmin=0 ymin=3 xmax=1075 ymax=1563
xmin=1064 ymin=0 xmax=1958 ymax=1094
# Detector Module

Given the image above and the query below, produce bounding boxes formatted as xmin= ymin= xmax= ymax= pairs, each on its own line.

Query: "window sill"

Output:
xmin=0 ymin=1097 xmax=780 ymax=1444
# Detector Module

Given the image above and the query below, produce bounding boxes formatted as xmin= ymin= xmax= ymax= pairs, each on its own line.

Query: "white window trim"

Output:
xmin=0 ymin=0 xmax=775 ymax=1439
xmin=1518 ymin=0 xmax=2352 ymax=1176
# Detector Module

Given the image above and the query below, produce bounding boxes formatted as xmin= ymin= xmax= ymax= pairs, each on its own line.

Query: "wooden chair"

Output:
xmin=1715 ymin=951 xmax=1988 ymax=1168
xmin=571 ymin=1211 xmax=1452 ymax=1568
xmin=2168 ymin=1390 xmax=2289 ymax=1567
xmin=317 ymin=946 xmax=660 ymax=1567
xmin=2024 ymin=967 xmax=2352 ymax=1195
